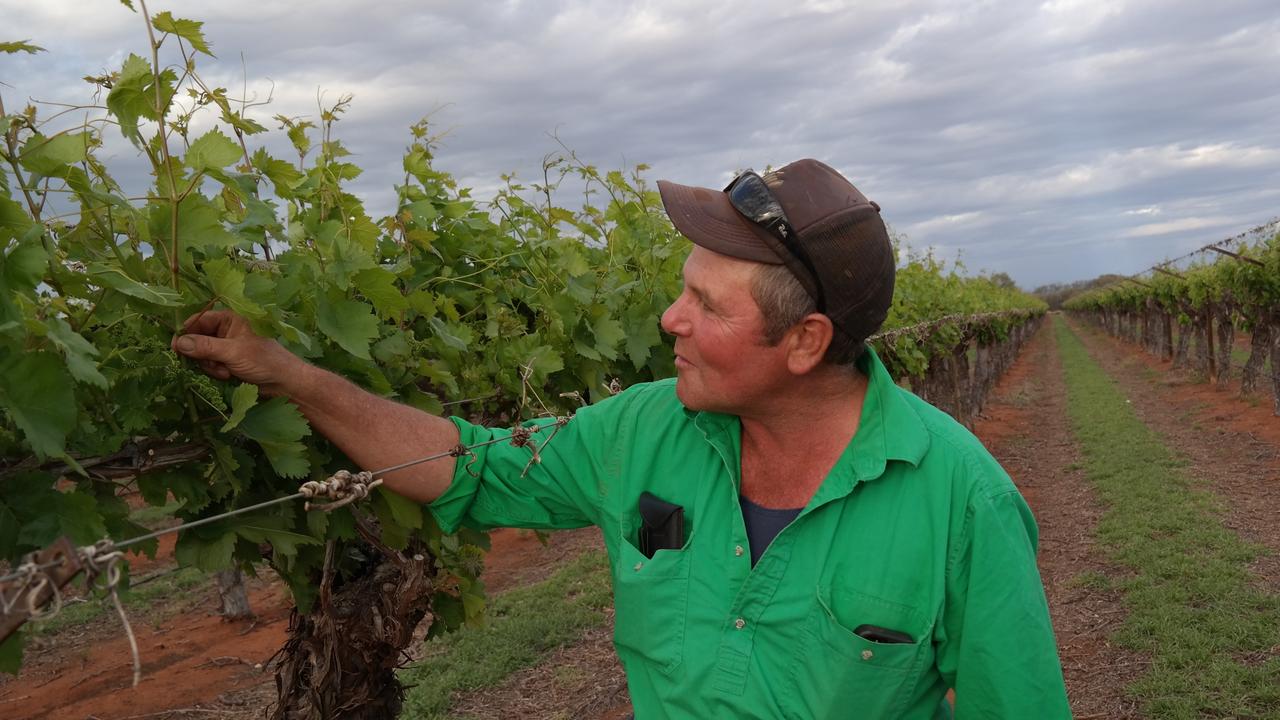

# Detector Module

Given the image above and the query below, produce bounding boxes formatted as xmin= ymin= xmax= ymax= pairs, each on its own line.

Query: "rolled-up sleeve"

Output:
xmin=428 ymin=396 xmax=623 ymax=534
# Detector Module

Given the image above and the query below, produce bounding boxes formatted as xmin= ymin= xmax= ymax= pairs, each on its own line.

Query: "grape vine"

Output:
xmin=1 ymin=3 xmax=1045 ymax=693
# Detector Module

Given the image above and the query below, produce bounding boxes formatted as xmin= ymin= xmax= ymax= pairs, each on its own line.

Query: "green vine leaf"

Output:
xmin=0 ymin=241 xmax=48 ymax=323
xmin=14 ymin=487 xmax=106 ymax=547
xmin=353 ymin=267 xmax=409 ymax=319
xmin=234 ymin=522 xmax=318 ymax=560
xmin=106 ymin=54 xmax=177 ymax=146
xmin=0 ymin=40 xmax=45 ymax=54
xmin=43 ymin=318 xmax=108 ymax=389
xmin=251 ymin=149 xmax=303 ymax=197
xmin=175 ymin=196 xmax=240 ymax=250
xmin=372 ymin=494 xmax=412 ymax=550
xmin=86 ymin=263 xmax=182 ymax=307
xmin=0 ymin=632 xmax=23 ymax=675
xmin=151 ymin=12 xmax=213 ymax=56
xmin=221 ymin=383 xmax=259 ymax=432
xmin=427 ymin=316 xmax=470 ymax=352
xmin=185 ymin=127 xmax=242 ymax=171
xmin=0 ymin=502 xmax=19 ymax=559
xmin=174 ymin=528 xmax=236 ymax=572
xmin=204 ymin=258 xmax=265 ymax=318
xmin=0 ymin=197 xmax=37 ymax=240
xmin=374 ymin=486 xmax=423 ymax=530
xmin=0 ymin=352 xmax=76 ymax=459
xmin=590 ymin=314 xmax=626 ymax=361
xmin=18 ymin=132 xmax=92 ymax=177
xmin=238 ymin=397 xmax=311 ymax=478
xmin=624 ymin=306 xmax=661 ymax=370
xmin=317 ymin=295 xmax=379 ymax=360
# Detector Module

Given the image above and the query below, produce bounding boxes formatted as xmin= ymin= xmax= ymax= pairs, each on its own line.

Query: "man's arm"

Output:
xmin=936 ymin=485 xmax=1071 ymax=718
xmin=172 ymin=310 xmax=457 ymax=503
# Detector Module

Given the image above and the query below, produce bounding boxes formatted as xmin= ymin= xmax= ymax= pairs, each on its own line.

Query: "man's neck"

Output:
xmin=737 ymin=366 xmax=870 ymax=509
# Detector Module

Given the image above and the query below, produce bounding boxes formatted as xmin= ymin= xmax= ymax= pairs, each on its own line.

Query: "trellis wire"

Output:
xmin=0 ymin=419 xmax=567 ymax=585
xmin=1086 ymin=217 xmax=1280 ymax=297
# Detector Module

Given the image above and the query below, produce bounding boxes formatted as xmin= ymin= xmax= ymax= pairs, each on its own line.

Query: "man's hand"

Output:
xmin=171 ymin=310 xmax=305 ymax=395
xmin=171 ymin=308 xmax=460 ymax=503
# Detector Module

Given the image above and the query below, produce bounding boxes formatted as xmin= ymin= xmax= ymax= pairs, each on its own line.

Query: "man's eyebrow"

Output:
xmin=686 ymin=282 xmax=712 ymax=306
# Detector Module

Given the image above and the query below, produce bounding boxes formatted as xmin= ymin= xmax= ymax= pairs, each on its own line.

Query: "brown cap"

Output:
xmin=657 ymin=158 xmax=895 ymax=342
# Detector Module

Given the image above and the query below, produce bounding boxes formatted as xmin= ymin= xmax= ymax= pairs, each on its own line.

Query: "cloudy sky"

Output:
xmin=5 ymin=0 xmax=1280 ymax=289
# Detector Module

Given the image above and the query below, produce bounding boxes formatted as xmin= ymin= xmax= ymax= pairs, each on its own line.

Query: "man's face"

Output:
xmin=660 ymin=245 xmax=789 ymax=414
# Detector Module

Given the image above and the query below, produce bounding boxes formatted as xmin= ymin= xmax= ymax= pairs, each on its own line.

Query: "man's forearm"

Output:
xmin=283 ymin=362 xmax=460 ymax=504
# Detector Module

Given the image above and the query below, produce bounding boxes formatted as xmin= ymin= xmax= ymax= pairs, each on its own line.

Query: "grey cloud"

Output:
xmin=4 ymin=0 xmax=1280 ymax=289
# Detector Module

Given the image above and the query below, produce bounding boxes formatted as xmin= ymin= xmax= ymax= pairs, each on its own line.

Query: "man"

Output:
xmin=174 ymin=159 xmax=1070 ymax=718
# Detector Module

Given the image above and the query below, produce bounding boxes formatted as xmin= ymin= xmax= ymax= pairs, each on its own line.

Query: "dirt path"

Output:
xmin=1067 ymin=318 xmax=1280 ymax=593
xmin=448 ymin=618 xmax=630 ymax=720
xmin=973 ymin=318 xmax=1145 ymax=719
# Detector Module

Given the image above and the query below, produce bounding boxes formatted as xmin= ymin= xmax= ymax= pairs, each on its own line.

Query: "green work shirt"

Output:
xmin=430 ymin=349 xmax=1071 ymax=719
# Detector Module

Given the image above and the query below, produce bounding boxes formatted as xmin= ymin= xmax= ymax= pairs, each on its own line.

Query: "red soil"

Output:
xmin=0 ymin=526 xmax=597 ymax=719
xmin=1 ymin=582 xmax=292 ymax=720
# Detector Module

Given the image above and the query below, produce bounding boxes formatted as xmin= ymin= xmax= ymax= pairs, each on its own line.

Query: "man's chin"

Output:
xmin=673 ymin=378 xmax=701 ymax=411
xmin=673 ymin=378 xmax=717 ymax=413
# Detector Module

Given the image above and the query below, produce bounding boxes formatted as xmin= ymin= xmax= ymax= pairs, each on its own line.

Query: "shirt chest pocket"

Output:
xmin=611 ymin=534 xmax=691 ymax=675
xmin=788 ymin=584 xmax=930 ymax=720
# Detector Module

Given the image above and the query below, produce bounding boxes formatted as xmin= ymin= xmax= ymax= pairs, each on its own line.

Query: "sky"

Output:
xmin=4 ymin=0 xmax=1280 ymax=289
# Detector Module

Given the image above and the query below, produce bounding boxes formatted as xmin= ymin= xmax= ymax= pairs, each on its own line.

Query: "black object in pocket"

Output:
xmin=853 ymin=624 xmax=914 ymax=644
xmin=638 ymin=491 xmax=684 ymax=558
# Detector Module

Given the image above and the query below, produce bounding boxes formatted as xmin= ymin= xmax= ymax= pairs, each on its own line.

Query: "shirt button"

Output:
xmin=734 ymin=617 xmax=746 ymax=630
xmin=861 ymin=649 xmax=874 ymax=661
xmin=633 ymin=562 xmax=643 ymax=572
xmin=734 ymin=545 xmax=744 ymax=557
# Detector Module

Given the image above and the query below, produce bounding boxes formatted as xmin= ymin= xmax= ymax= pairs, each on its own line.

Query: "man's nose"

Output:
xmin=660 ymin=295 xmax=688 ymax=336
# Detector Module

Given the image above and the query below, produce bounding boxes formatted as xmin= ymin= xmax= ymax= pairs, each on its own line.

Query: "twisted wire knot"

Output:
xmin=0 ymin=560 xmax=48 ymax=618
xmin=299 ymin=470 xmax=381 ymax=512
xmin=80 ymin=539 xmax=124 ymax=591
xmin=509 ymin=424 xmax=535 ymax=448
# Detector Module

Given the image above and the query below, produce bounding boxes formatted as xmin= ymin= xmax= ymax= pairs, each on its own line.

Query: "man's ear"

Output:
xmin=785 ymin=313 xmax=834 ymax=375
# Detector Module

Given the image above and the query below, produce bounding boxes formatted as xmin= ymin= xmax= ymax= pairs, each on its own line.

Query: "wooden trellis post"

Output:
xmin=0 ymin=537 xmax=84 ymax=643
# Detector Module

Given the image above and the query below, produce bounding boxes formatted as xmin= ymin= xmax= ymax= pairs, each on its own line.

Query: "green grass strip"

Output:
xmin=26 ymin=502 xmax=200 ymax=635
xmin=1055 ymin=317 xmax=1280 ymax=719
xmin=28 ymin=565 xmax=207 ymax=636
xmin=399 ymin=549 xmax=613 ymax=719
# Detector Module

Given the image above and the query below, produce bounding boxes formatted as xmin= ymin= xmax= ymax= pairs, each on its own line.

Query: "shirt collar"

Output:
xmin=846 ymin=346 xmax=931 ymax=475
xmin=685 ymin=346 xmax=932 ymax=491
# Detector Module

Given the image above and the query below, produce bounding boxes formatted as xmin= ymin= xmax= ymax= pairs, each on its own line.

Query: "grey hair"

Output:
xmin=750 ymin=263 xmax=866 ymax=367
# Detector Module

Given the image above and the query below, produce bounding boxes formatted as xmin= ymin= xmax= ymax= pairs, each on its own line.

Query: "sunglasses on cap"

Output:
xmin=723 ymin=170 xmax=827 ymax=312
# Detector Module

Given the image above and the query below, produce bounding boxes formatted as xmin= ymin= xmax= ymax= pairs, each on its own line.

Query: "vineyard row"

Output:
xmin=1066 ymin=221 xmax=1280 ymax=414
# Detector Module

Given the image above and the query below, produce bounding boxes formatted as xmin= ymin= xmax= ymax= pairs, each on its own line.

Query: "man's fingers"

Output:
xmin=179 ymin=337 xmax=236 ymax=382
xmin=204 ymin=362 xmax=232 ymax=381
xmin=173 ymin=332 xmax=232 ymax=363
xmin=171 ymin=309 xmax=291 ymax=388
xmin=181 ymin=309 xmax=237 ymax=337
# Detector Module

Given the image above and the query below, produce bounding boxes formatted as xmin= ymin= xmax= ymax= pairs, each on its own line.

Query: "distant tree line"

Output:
xmin=1033 ymin=274 xmax=1127 ymax=310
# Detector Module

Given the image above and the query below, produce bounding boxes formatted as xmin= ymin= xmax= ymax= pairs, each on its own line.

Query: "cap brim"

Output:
xmin=657 ymin=180 xmax=784 ymax=265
